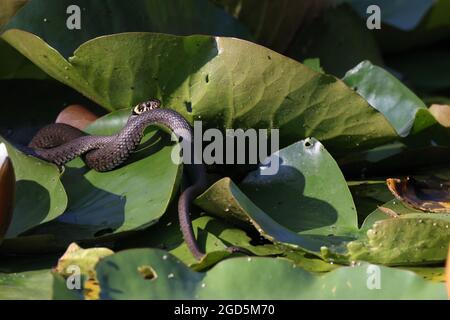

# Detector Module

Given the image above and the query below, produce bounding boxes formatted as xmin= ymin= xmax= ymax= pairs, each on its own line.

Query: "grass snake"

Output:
xmin=26 ymin=99 xmax=249 ymax=260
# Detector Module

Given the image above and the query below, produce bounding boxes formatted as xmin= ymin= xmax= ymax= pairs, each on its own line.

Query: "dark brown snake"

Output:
xmin=26 ymin=99 xmax=250 ymax=260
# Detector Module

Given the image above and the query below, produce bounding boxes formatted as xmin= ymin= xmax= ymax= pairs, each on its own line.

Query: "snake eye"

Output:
xmin=133 ymin=104 xmax=145 ymax=115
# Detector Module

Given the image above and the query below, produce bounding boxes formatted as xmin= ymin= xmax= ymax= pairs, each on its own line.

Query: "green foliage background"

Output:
xmin=0 ymin=0 xmax=449 ymax=299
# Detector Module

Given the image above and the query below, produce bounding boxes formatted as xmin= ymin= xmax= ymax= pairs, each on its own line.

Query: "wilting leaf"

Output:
xmin=387 ymin=176 xmax=450 ymax=213
xmin=54 ymin=242 xmax=113 ymax=278
xmin=54 ymin=243 xmax=113 ymax=300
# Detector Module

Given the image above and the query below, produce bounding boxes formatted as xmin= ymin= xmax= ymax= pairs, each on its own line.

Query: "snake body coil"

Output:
xmin=29 ymin=100 xmax=207 ymax=260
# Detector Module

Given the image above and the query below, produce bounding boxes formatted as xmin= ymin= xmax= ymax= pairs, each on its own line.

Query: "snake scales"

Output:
xmin=26 ymin=99 xmax=249 ymax=260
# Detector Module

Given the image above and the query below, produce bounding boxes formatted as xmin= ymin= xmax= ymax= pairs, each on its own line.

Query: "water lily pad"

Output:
xmin=345 ymin=214 xmax=450 ymax=265
xmin=343 ymin=60 xmax=437 ymax=137
xmin=0 ymin=253 xmax=58 ymax=300
xmin=1 ymin=31 xmax=398 ymax=155
xmin=402 ymin=266 xmax=446 ymax=282
xmin=195 ymin=179 xmax=352 ymax=256
xmin=0 ymin=137 xmax=67 ymax=238
xmin=0 ymin=269 xmax=53 ymax=299
xmin=88 ymin=248 xmax=447 ymax=299
xmin=359 ymin=198 xmax=425 ymax=233
xmin=195 ymin=138 xmax=356 ymax=256
xmin=115 ymin=205 xmax=283 ymax=271
xmin=240 ymin=138 xmax=358 ymax=236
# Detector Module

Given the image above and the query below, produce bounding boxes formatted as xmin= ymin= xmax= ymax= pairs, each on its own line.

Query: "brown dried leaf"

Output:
xmin=387 ymin=176 xmax=450 ymax=213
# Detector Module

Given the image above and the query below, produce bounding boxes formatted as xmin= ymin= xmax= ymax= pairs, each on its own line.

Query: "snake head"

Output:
xmin=133 ymin=99 xmax=161 ymax=115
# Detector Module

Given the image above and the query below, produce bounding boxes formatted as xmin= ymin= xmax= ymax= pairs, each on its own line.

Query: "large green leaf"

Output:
xmin=0 ymin=138 xmax=67 ymax=238
xmin=196 ymin=138 xmax=450 ymax=266
xmin=0 ymin=269 xmax=53 ymax=299
xmin=25 ymin=110 xmax=182 ymax=244
xmin=360 ymin=198 xmax=425 ymax=234
xmin=195 ymin=139 xmax=357 ymax=262
xmin=240 ymin=138 xmax=358 ymax=236
xmin=196 ymin=176 xmax=350 ymax=256
xmin=195 ymin=139 xmax=356 ymax=256
xmin=345 ymin=214 xmax=450 ymax=265
xmin=343 ymin=61 xmax=437 ymax=137
xmin=89 ymin=248 xmax=447 ymax=299
xmin=1 ymin=31 xmax=398 ymax=155
xmin=2 ymin=0 xmax=251 ymax=58
xmin=116 ymin=207 xmax=284 ymax=271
